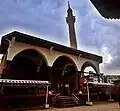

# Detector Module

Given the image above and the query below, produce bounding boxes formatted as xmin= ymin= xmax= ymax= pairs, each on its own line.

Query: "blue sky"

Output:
xmin=0 ymin=0 xmax=120 ymax=74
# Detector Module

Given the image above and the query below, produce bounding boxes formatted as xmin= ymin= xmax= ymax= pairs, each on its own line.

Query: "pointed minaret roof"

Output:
xmin=67 ymin=1 xmax=72 ymax=12
xmin=67 ymin=1 xmax=73 ymax=16
xmin=68 ymin=1 xmax=70 ymax=9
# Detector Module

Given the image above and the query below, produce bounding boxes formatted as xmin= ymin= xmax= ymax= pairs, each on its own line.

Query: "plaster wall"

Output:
xmin=6 ymin=41 xmax=99 ymax=72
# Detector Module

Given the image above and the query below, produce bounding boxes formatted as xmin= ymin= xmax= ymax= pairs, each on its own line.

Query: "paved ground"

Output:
xmin=24 ymin=102 xmax=120 ymax=111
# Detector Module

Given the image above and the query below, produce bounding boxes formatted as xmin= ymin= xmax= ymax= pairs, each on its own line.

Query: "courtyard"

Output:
xmin=19 ymin=102 xmax=120 ymax=111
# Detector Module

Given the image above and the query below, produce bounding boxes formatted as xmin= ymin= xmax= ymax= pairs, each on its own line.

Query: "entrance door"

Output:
xmin=64 ymin=84 xmax=69 ymax=96
xmin=59 ymin=84 xmax=69 ymax=96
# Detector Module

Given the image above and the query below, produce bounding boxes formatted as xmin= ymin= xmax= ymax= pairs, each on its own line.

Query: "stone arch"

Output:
xmin=51 ymin=54 xmax=78 ymax=71
xmin=11 ymin=48 xmax=48 ymax=66
xmin=81 ymin=61 xmax=98 ymax=77
xmin=51 ymin=55 xmax=78 ymax=93
xmin=10 ymin=49 xmax=49 ymax=80
xmin=62 ymin=63 xmax=75 ymax=76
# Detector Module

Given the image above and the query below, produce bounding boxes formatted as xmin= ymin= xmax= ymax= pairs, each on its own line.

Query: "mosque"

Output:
xmin=0 ymin=2 xmax=102 ymax=108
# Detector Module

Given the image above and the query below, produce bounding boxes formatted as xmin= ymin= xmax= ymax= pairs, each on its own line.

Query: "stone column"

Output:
xmin=77 ymin=71 xmax=80 ymax=91
xmin=97 ymin=65 xmax=100 ymax=83
xmin=2 ymin=60 xmax=12 ymax=79
xmin=48 ymin=66 xmax=52 ymax=82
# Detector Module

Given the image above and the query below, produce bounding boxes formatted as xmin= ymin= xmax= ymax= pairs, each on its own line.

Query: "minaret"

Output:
xmin=66 ymin=1 xmax=77 ymax=49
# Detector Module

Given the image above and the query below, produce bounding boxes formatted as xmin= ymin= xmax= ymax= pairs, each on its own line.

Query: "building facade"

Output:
xmin=103 ymin=75 xmax=120 ymax=83
xmin=0 ymin=3 xmax=103 ymax=107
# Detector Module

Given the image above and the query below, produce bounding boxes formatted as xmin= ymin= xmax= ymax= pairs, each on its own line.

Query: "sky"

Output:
xmin=0 ymin=0 xmax=120 ymax=74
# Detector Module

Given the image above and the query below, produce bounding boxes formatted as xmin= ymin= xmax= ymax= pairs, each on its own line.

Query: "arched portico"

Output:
xmin=51 ymin=55 xmax=78 ymax=95
xmin=81 ymin=61 xmax=100 ymax=82
xmin=10 ymin=49 xmax=49 ymax=80
xmin=81 ymin=61 xmax=98 ymax=75
xmin=0 ymin=31 xmax=102 ymax=97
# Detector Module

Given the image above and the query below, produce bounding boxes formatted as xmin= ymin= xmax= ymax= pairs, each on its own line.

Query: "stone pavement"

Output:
xmin=24 ymin=102 xmax=120 ymax=111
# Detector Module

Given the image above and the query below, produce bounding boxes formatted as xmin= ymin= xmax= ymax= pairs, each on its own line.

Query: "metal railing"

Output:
xmin=52 ymin=93 xmax=60 ymax=104
xmin=72 ymin=93 xmax=79 ymax=100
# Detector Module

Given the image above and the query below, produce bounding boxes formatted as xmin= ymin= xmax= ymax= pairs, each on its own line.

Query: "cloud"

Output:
xmin=0 ymin=0 xmax=68 ymax=44
xmin=71 ymin=0 xmax=120 ymax=74
xmin=0 ymin=0 xmax=120 ymax=74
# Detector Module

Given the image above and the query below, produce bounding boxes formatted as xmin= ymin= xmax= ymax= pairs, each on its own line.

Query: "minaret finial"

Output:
xmin=68 ymin=1 xmax=70 ymax=8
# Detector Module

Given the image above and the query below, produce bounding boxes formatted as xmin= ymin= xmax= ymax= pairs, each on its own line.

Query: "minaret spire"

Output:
xmin=68 ymin=1 xmax=70 ymax=8
xmin=66 ymin=2 xmax=77 ymax=49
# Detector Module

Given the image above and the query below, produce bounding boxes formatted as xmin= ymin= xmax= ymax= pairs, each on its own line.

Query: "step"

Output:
xmin=56 ymin=101 xmax=75 ymax=105
xmin=59 ymin=97 xmax=72 ymax=99
xmin=59 ymin=104 xmax=75 ymax=107
xmin=57 ymin=99 xmax=74 ymax=103
xmin=53 ymin=96 xmax=77 ymax=107
xmin=53 ymin=95 xmax=86 ymax=107
xmin=55 ymin=103 xmax=76 ymax=108
xmin=58 ymin=101 xmax=75 ymax=104
xmin=58 ymin=97 xmax=72 ymax=100
xmin=59 ymin=98 xmax=73 ymax=101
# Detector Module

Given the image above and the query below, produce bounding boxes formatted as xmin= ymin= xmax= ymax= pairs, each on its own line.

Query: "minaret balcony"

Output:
xmin=66 ymin=16 xmax=76 ymax=23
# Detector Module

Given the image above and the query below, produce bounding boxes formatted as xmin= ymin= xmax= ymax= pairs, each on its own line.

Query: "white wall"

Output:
xmin=6 ymin=40 xmax=99 ymax=72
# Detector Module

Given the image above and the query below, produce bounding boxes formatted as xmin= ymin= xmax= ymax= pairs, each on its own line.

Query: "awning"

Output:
xmin=84 ymin=81 xmax=114 ymax=87
xmin=0 ymin=79 xmax=50 ymax=87
xmin=88 ymin=82 xmax=114 ymax=86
